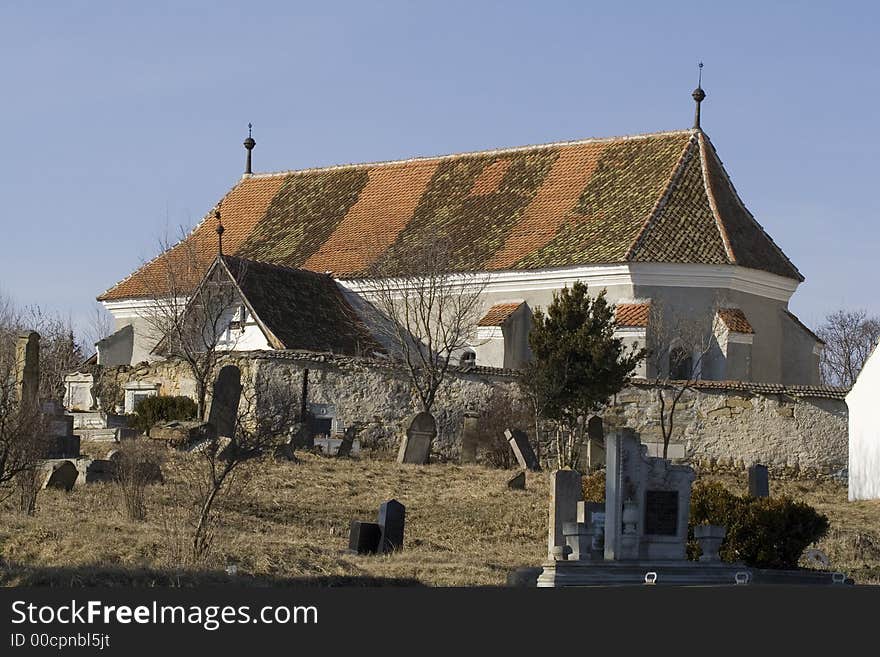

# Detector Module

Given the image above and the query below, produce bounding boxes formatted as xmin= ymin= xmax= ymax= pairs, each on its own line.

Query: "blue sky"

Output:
xmin=0 ymin=1 xmax=877 ymax=334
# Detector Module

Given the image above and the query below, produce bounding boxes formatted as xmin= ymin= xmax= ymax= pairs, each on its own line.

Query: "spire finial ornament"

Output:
xmin=215 ymin=209 xmax=225 ymax=255
xmin=243 ymin=123 xmax=256 ymax=175
xmin=692 ymin=62 xmax=706 ymax=130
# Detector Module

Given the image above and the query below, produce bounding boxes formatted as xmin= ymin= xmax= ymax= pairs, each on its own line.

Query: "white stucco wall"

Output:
xmin=847 ymin=343 xmax=880 ymax=500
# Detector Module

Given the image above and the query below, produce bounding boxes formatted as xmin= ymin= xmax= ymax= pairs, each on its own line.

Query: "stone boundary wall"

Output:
xmin=94 ymin=352 xmax=517 ymax=460
xmin=94 ymin=353 xmax=848 ymax=473
xmin=605 ymin=382 xmax=848 ymax=477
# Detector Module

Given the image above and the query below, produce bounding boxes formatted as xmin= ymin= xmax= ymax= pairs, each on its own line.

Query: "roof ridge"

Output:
xmin=697 ymin=132 xmax=737 ymax=263
xmin=247 ymin=129 xmax=698 ymax=180
xmin=699 ymin=133 xmax=804 ymax=281
xmin=221 ymin=253 xmax=331 ymax=279
xmin=624 ymin=133 xmax=698 ymax=260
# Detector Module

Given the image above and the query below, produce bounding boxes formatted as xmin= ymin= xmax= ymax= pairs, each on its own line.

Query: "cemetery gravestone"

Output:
xmin=336 ymin=425 xmax=358 ymax=458
xmin=505 ymin=428 xmax=540 ymax=471
xmin=507 ymin=471 xmax=526 ymax=490
xmin=349 ymin=521 xmax=382 ymax=554
xmin=377 ymin=499 xmax=406 ymax=553
xmin=548 ymin=470 xmax=583 ymax=559
xmin=208 ymin=365 xmax=242 ymax=439
xmin=397 ymin=412 xmax=435 ymax=465
xmin=42 ymin=461 xmax=78 ymax=491
xmin=15 ymin=332 xmax=40 ymax=409
xmin=748 ymin=464 xmax=769 ymax=498
xmin=460 ymin=412 xmax=480 ymax=464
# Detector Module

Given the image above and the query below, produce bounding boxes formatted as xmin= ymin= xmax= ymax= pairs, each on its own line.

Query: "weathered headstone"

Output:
xmin=63 ymin=372 xmax=95 ymax=411
xmin=748 ymin=464 xmax=770 ymax=498
xmin=208 ymin=365 xmax=242 ymax=439
xmin=377 ymin=499 xmax=406 ymax=553
xmin=15 ymin=332 xmax=40 ymax=409
xmin=397 ymin=412 xmax=435 ymax=465
xmin=348 ymin=521 xmax=382 ymax=554
xmin=460 ymin=412 xmax=480 ymax=464
xmin=77 ymin=459 xmax=116 ymax=484
xmin=507 ymin=471 xmax=526 ymax=490
xmin=42 ymin=460 xmax=78 ymax=491
xmin=505 ymin=428 xmax=540 ymax=471
xmin=336 ymin=425 xmax=359 ymax=458
xmin=548 ymin=470 xmax=582 ymax=559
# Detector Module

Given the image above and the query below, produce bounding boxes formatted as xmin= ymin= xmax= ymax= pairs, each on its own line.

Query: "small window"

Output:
xmin=460 ymin=350 xmax=476 ymax=367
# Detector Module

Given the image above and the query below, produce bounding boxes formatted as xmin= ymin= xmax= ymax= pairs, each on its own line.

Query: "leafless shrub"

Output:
xmin=474 ymin=390 xmax=533 ymax=469
xmin=114 ymin=440 xmax=165 ymax=522
xmin=15 ymin=465 xmax=41 ymax=516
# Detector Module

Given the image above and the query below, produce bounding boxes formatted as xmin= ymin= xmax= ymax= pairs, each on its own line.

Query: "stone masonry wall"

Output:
xmin=97 ymin=354 xmax=848 ymax=473
xmin=605 ymin=383 xmax=848 ymax=477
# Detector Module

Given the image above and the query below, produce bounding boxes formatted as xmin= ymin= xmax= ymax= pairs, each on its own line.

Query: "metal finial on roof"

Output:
xmin=243 ymin=123 xmax=256 ymax=175
xmin=215 ymin=209 xmax=225 ymax=255
xmin=692 ymin=62 xmax=706 ymax=130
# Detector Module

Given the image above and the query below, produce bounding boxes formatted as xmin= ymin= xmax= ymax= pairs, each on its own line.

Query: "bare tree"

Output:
xmin=646 ymin=298 xmax=721 ymax=459
xmin=816 ymin=309 xmax=880 ymax=387
xmin=138 ymin=227 xmax=245 ymax=420
xmin=364 ymin=238 xmax=488 ymax=414
xmin=185 ymin=363 xmax=298 ymax=562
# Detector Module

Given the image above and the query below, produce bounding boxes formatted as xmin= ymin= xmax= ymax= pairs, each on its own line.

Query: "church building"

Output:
xmin=97 ymin=85 xmax=822 ymax=384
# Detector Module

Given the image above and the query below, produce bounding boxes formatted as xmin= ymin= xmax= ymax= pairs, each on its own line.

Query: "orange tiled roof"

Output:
xmin=98 ymin=129 xmax=802 ymax=301
xmin=478 ymin=302 xmax=524 ymax=327
xmin=615 ymin=303 xmax=651 ymax=328
xmin=716 ymin=308 xmax=754 ymax=334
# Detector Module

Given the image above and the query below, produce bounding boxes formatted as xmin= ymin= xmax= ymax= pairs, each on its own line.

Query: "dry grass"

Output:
xmin=1 ymin=443 xmax=878 ymax=586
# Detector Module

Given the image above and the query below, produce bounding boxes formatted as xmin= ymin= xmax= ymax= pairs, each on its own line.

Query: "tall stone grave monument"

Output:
xmin=604 ymin=428 xmax=695 ymax=561
xmin=15 ymin=332 xmax=40 ymax=409
xmin=208 ymin=365 xmax=242 ymax=439
xmin=548 ymin=470 xmax=583 ymax=559
xmin=460 ymin=412 xmax=480 ymax=464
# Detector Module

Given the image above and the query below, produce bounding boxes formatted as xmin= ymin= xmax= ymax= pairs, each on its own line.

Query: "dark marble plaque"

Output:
xmin=644 ymin=490 xmax=678 ymax=535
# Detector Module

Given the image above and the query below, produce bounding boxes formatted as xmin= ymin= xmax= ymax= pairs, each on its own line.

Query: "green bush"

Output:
xmin=688 ymin=480 xmax=829 ymax=569
xmin=129 ymin=395 xmax=198 ymax=435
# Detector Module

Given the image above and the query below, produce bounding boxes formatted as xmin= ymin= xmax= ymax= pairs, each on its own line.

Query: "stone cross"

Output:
xmin=748 ymin=464 xmax=769 ymax=498
xmin=505 ymin=428 xmax=540 ymax=471
xmin=377 ymin=499 xmax=406 ymax=553
xmin=208 ymin=365 xmax=242 ymax=439
xmin=15 ymin=331 xmax=40 ymax=409
xmin=548 ymin=470 xmax=582 ymax=559
xmin=397 ymin=412 xmax=436 ymax=465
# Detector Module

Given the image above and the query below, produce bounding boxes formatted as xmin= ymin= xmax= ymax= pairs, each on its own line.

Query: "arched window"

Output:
xmin=669 ymin=347 xmax=693 ymax=380
xmin=459 ymin=350 xmax=476 ymax=368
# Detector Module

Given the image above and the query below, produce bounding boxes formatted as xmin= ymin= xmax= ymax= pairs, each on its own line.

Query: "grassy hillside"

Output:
xmin=1 ymin=444 xmax=878 ymax=586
